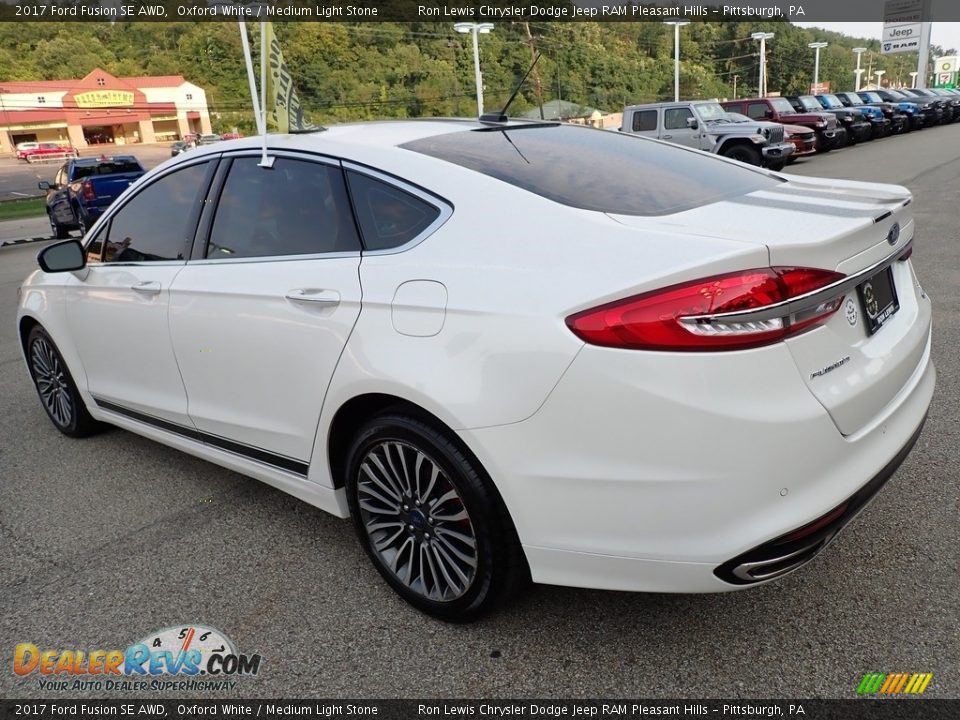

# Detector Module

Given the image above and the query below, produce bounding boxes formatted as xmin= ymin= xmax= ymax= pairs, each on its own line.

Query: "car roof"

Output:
xmin=74 ymin=155 xmax=139 ymax=165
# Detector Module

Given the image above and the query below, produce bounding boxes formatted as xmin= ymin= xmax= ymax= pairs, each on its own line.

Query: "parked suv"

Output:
xmin=786 ymin=95 xmax=872 ymax=144
xmin=620 ymin=101 xmax=793 ymax=170
xmin=720 ymin=96 xmax=845 ymax=152
xmin=815 ymin=94 xmax=893 ymax=138
xmin=834 ymin=92 xmax=912 ymax=133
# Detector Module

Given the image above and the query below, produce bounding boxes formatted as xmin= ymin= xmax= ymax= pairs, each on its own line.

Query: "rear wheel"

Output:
xmin=345 ymin=413 xmax=526 ymax=622
xmin=26 ymin=326 xmax=103 ymax=438
xmin=720 ymin=143 xmax=762 ymax=166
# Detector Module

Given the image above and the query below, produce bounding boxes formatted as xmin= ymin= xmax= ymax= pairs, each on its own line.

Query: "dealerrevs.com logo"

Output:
xmin=856 ymin=672 xmax=934 ymax=696
xmin=13 ymin=624 xmax=262 ymax=692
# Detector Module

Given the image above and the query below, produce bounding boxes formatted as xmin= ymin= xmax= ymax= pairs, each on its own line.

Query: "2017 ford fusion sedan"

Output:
xmin=16 ymin=120 xmax=934 ymax=622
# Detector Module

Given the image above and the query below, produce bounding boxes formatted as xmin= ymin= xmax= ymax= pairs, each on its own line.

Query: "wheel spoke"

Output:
xmin=434 ymin=530 xmax=478 ymax=567
xmin=429 ymin=543 xmax=462 ymax=596
xmin=358 ymin=482 xmax=400 ymax=513
xmin=432 ymin=508 xmax=469 ymax=523
xmin=360 ymin=460 xmax=401 ymax=503
xmin=384 ymin=443 xmax=411 ymax=496
xmin=366 ymin=453 xmax=405 ymax=503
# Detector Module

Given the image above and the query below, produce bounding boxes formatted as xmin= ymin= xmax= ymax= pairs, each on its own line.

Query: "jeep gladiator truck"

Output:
xmin=620 ymin=100 xmax=794 ymax=170
xmin=720 ymin=96 xmax=845 ymax=152
xmin=40 ymin=155 xmax=145 ymax=239
xmin=787 ymin=95 xmax=873 ymax=143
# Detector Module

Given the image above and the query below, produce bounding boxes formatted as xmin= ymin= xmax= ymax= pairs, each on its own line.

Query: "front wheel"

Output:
xmin=720 ymin=143 xmax=762 ymax=166
xmin=345 ymin=413 xmax=527 ymax=622
xmin=766 ymin=159 xmax=787 ymax=172
xmin=26 ymin=326 xmax=103 ymax=438
xmin=48 ymin=213 xmax=69 ymax=240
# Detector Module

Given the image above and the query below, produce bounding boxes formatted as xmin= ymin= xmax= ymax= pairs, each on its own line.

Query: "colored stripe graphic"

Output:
xmin=858 ymin=672 xmax=933 ymax=695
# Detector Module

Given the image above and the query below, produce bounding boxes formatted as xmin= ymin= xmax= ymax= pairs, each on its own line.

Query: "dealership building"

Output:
xmin=0 ymin=68 xmax=212 ymax=153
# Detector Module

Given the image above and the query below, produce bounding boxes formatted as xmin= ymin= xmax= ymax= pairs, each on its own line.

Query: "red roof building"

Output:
xmin=0 ymin=68 xmax=212 ymax=153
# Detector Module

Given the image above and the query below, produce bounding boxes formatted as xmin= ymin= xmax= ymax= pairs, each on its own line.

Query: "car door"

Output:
xmin=659 ymin=106 xmax=701 ymax=149
xmin=48 ymin=165 xmax=74 ymax=226
xmin=167 ymin=153 xmax=363 ymax=473
xmin=65 ymin=159 xmax=216 ymax=425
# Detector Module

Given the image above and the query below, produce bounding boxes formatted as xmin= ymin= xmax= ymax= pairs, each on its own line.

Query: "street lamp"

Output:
xmin=808 ymin=42 xmax=828 ymax=92
xmin=874 ymin=69 xmax=886 ymax=88
xmin=853 ymin=47 xmax=867 ymax=92
xmin=454 ymin=22 xmax=495 ymax=117
xmin=909 ymin=71 xmax=919 ymax=88
xmin=664 ymin=21 xmax=690 ymax=102
xmin=751 ymin=32 xmax=775 ymax=97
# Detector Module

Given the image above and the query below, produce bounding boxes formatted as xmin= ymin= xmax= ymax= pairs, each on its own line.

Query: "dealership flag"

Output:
xmin=264 ymin=23 xmax=321 ymax=133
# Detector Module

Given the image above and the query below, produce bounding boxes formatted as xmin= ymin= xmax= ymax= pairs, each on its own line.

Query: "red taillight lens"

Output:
xmin=82 ymin=180 xmax=96 ymax=201
xmin=566 ymin=267 xmax=844 ymax=352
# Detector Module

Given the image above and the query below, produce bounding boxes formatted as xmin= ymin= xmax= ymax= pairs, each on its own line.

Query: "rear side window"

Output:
xmin=631 ymin=110 xmax=657 ymax=132
xmin=402 ymin=124 xmax=779 ymax=217
xmin=207 ymin=157 xmax=361 ymax=259
xmin=664 ymin=107 xmax=693 ymax=130
xmin=747 ymin=103 xmax=769 ymax=119
xmin=346 ymin=171 xmax=441 ymax=251
xmin=103 ymin=162 xmax=209 ymax=263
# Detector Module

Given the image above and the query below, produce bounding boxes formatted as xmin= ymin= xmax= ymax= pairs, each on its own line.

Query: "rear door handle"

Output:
xmin=285 ymin=289 xmax=341 ymax=306
xmin=131 ymin=281 xmax=161 ymax=296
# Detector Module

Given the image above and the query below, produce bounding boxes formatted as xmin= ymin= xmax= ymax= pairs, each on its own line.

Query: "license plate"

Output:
xmin=857 ymin=266 xmax=899 ymax=335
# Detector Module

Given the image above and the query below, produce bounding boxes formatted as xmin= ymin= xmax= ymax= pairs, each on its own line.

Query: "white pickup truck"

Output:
xmin=621 ymin=100 xmax=794 ymax=170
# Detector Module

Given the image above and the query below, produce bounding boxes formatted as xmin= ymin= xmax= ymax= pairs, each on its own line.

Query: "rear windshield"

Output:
xmin=401 ymin=124 xmax=779 ymax=217
xmin=73 ymin=161 xmax=142 ymax=179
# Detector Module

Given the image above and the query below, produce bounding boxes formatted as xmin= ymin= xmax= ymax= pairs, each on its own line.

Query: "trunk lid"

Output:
xmin=608 ymin=173 xmax=930 ymax=435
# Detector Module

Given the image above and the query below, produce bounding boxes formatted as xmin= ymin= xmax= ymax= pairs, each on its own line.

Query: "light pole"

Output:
xmin=909 ymin=71 xmax=919 ymax=88
xmin=808 ymin=42 xmax=828 ymax=92
xmin=664 ymin=21 xmax=690 ymax=102
xmin=853 ymin=47 xmax=867 ymax=92
xmin=733 ymin=74 xmax=740 ymax=99
xmin=454 ymin=22 xmax=494 ymax=117
xmin=751 ymin=32 xmax=775 ymax=97
xmin=874 ymin=69 xmax=886 ymax=89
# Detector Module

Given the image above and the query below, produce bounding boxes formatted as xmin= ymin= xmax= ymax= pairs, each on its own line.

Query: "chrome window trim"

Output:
xmin=189 ymin=250 xmax=361 ymax=266
xmin=342 ymin=161 xmax=453 ymax=256
xmin=683 ymin=240 xmax=913 ymax=326
xmin=81 ymin=155 xmax=219 ymax=266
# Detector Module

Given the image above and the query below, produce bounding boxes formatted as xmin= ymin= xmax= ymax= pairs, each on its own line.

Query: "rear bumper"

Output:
xmin=463 ymin=332 xmax=935 ymax=593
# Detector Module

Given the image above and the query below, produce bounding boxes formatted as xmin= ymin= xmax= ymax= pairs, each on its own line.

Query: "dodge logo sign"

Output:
xmin=887 ymin=222 xmax=900 ymax=245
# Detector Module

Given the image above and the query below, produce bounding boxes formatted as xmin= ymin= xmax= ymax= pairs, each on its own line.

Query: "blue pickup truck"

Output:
xmin=40 ymin=155 xmax=145 ymax=239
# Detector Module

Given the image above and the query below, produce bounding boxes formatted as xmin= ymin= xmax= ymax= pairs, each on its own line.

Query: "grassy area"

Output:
xmin=0 ymin=197 xmax=46 ymax=221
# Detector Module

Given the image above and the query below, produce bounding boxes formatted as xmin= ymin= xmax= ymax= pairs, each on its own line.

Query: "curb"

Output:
xmin=0 ymin=236 xmax=52 ymax=248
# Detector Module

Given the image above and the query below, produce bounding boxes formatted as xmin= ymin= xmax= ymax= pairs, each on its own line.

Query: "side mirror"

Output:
xmin=765 ymin=110 xmax=774 ymax=119
xmin=38 ymin=239 xmax=85 ymax=273
xmin=686 ymin=117 xmax=699 ymax=130
xmin=38 ymin=180 xmax=51 ymax=191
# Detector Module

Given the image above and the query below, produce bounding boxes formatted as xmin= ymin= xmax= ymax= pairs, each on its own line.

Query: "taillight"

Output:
xmin=82 ymin=180 xmax=96 ymax=201
xmin=566 ymin=267 xmax=845 ymax=352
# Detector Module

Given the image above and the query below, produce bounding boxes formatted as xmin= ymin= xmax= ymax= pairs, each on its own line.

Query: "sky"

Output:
xmin=796 ymin=22 xmax=960 ymax=54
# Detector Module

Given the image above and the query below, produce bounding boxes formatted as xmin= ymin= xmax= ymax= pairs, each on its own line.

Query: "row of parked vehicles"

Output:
xmin=621 ymin=87 xmax=960 ymax=170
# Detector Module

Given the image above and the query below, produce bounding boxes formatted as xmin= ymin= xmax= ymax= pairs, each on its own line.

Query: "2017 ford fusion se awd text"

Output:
xmin=17 ymin=120 xmax=934 ymax=621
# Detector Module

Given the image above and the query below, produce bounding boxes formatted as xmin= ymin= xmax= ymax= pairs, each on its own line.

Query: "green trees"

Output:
xmin=0 ymin=20 xmax=947 ymax=133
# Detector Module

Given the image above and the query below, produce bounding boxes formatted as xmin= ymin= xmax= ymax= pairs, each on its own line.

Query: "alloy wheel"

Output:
xmin=356 ymin=440 xmax=478 ymax=602
xmin=31 ymin=336 xmax=74 ymax=428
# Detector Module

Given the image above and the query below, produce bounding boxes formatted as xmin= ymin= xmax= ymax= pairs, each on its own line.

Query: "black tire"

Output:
xmin=720 ymin=143 xmax=762 ymax=166
xmin=815 ymin=133 xmax=833 ymax=153
xmin=25 ymin=325 xmax=103 ymax=438
xmin=766 ymin=159 xmax=787 ymax=172
xmin=345 ymin=412 xmax=527 ymax=622
xmin=48 ymin=213 xmax=69 ymax=240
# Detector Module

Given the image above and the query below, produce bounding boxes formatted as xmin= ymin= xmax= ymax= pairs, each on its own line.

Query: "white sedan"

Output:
xmin=16 ymin=120 xmax=934 ymax=621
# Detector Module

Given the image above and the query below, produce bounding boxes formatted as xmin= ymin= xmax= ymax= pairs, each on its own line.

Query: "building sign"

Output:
xmin=74 ymin=90 xmax=135 ymax=108
xmin=810 ymin=82 xmax=830 ymax=94
xmin=936 ymin=73 xmax=956 ymax=89
xmin=882 ymin=0 xmax=927 ymax=54
xmin=935 ymin=56 xmax=958 ymax=73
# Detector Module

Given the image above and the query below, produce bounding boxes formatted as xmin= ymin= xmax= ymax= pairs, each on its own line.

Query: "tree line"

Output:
xmin=0 ymin=21 xmax=951 ymax=134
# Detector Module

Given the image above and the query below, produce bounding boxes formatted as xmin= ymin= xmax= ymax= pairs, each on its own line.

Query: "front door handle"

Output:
xmin=131 ymin=281 xmax=161 ymax=296
xmin=285 ymin=289 xmax=341 ymax=306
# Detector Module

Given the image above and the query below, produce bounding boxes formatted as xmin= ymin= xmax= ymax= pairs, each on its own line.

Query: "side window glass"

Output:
xmin=747 ymin=103 xmax=768 ymax=119
xmin=346 ymin=171 xmax=442 ymax=251
xmin=632 ymin=110 xmax=657 ymax=132
xmin=207 ymin=157 xmax=360 ymax=259
xmin=664 ymin=107 xmax=693 ymax=130
xmin=103 ymin=162 xmax=208 ymax=263
xmin=85 ymin=222 xmax=106 ymax=264
xmin=55 ymin=167 xmax=66 ymax=186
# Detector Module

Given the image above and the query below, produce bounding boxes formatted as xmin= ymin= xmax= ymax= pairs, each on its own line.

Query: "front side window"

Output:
xmin=631 ymin=110 xmax=657 ymax=132
xmin=206 ymin=157 xmax=360 ymax=259
xmin=346 ymin=171 xmax=442 ymax=252
xmin=747 ymin=103 xmax=768 ymax=119
xmin=103 ymin=162 xmax=209 ymax=263
xmin=664 ymin=107 xmax=694 ymax=130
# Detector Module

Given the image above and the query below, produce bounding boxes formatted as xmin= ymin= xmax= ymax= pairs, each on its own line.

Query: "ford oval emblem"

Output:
xmin=887 ymin=222 xmax=900 ymax=245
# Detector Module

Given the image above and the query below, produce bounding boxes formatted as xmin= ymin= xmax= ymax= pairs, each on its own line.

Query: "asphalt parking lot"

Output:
xmin=1 ymin=125 xmax=958 ymax=700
